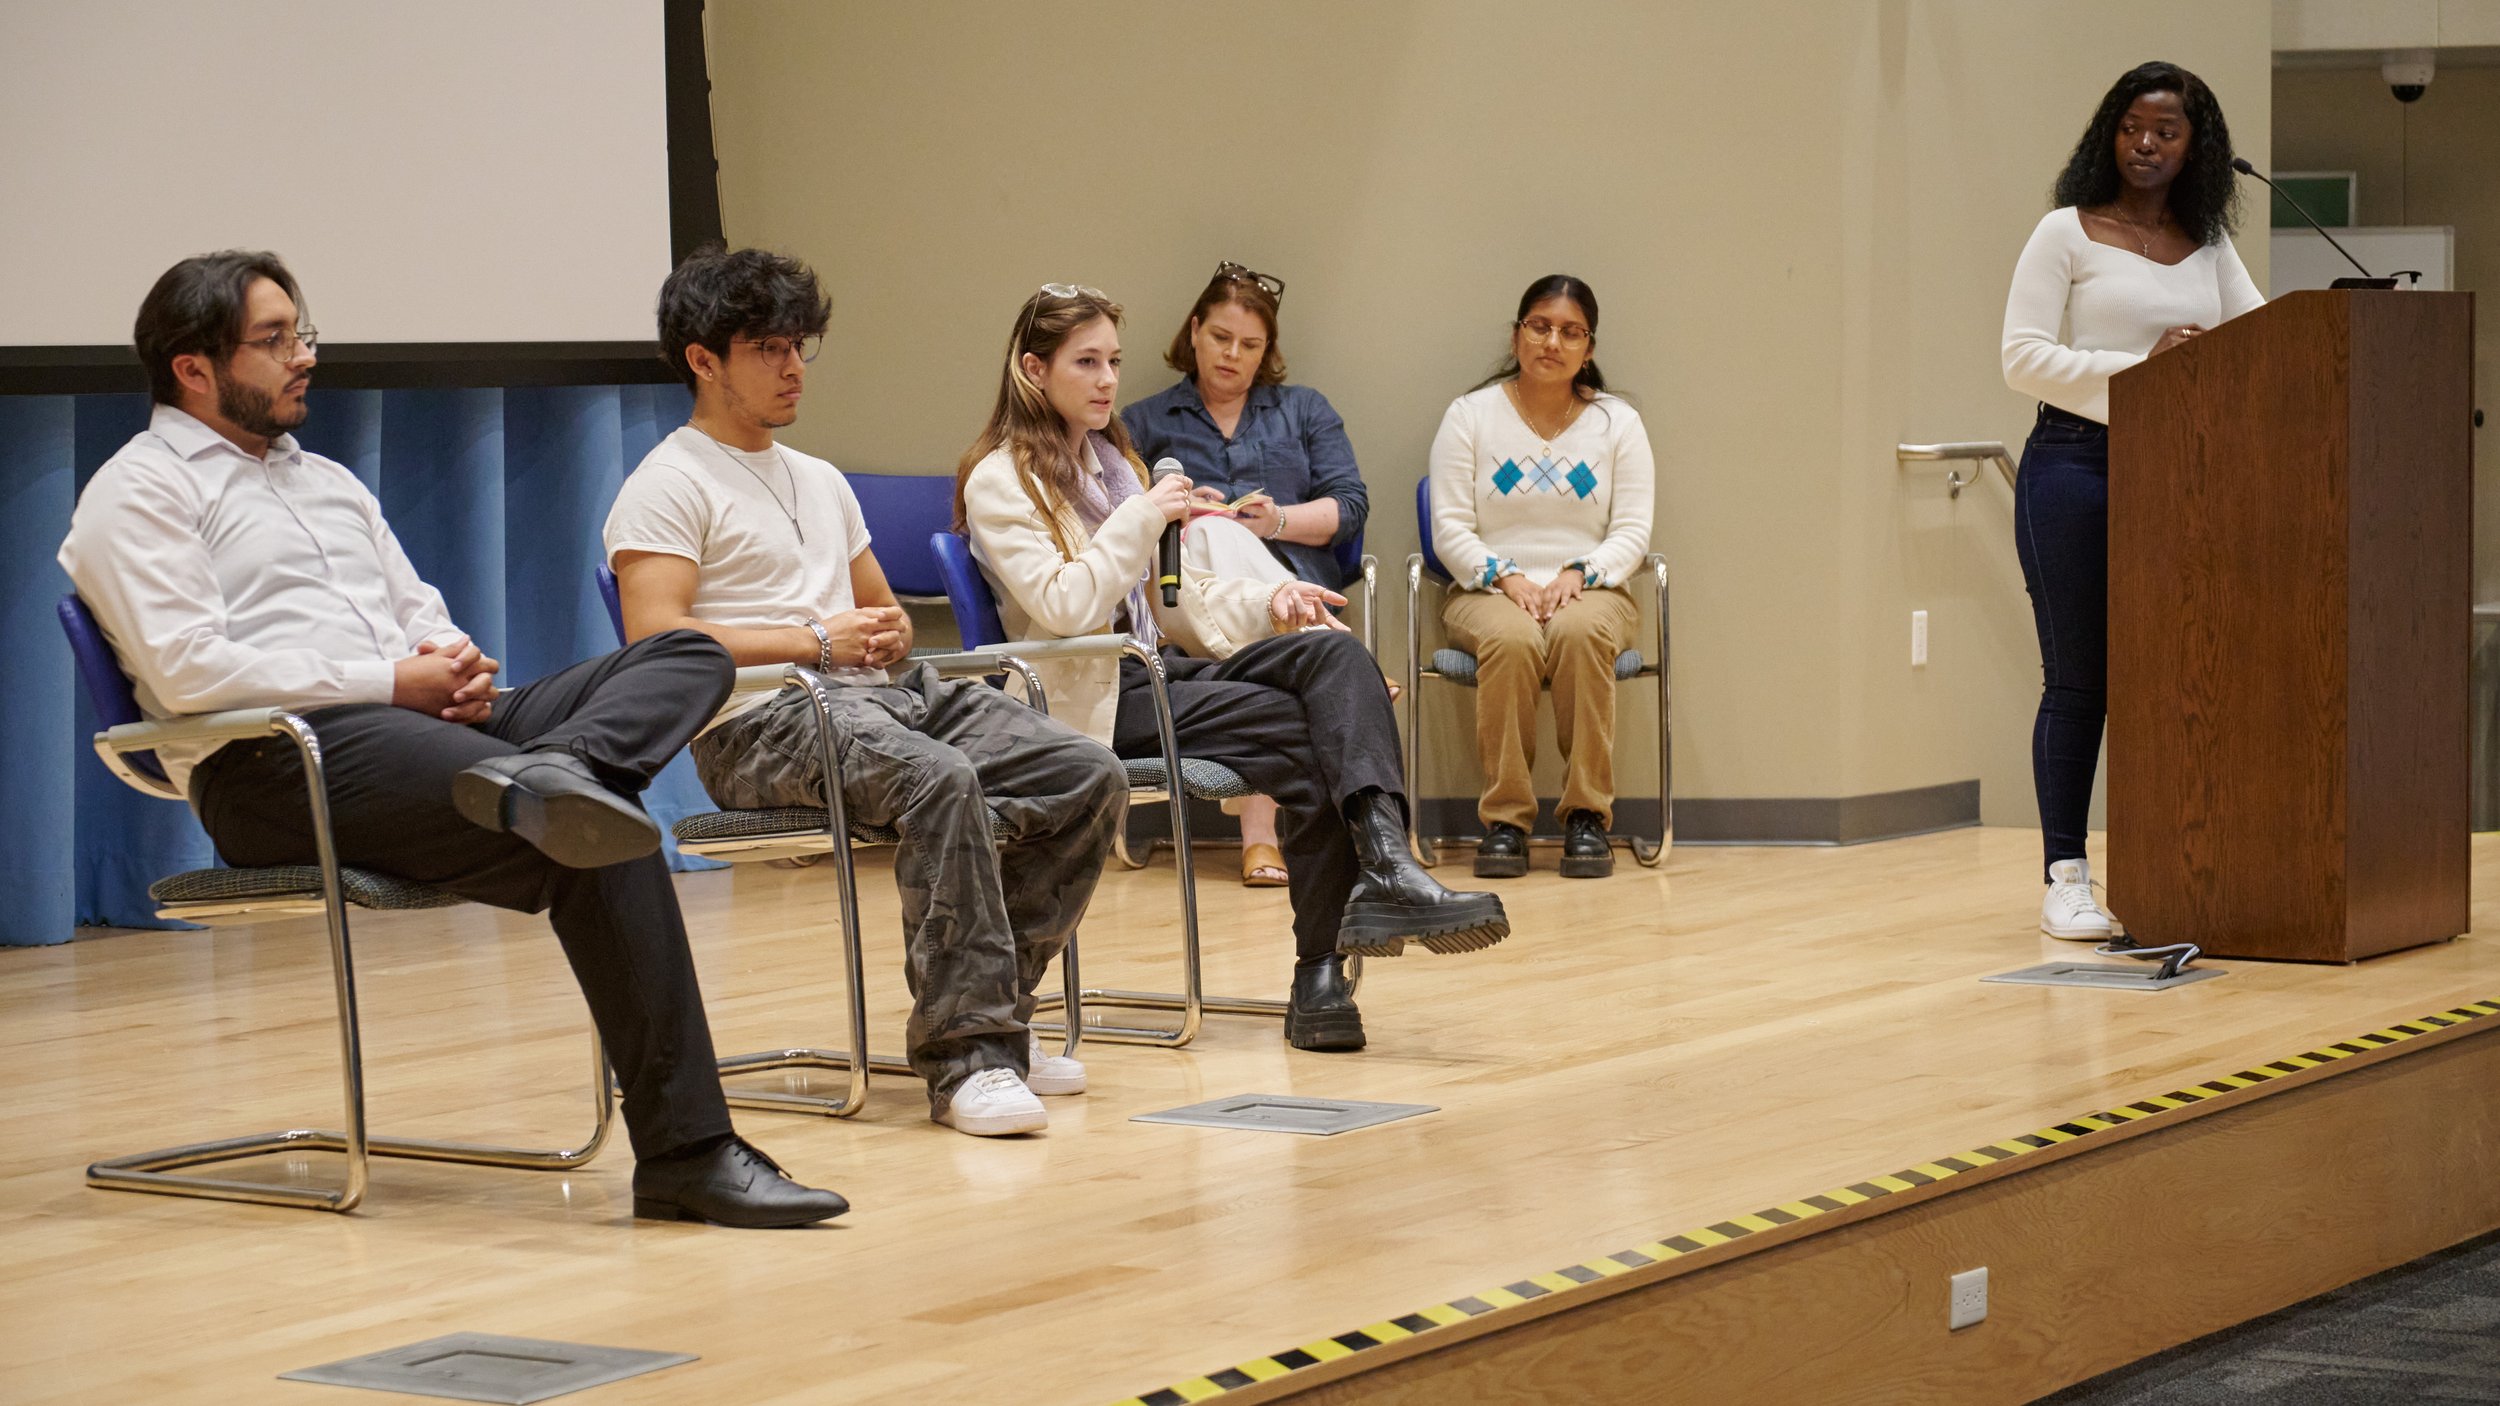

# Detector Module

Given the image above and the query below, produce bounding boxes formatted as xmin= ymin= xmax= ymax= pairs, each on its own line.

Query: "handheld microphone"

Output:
xmin=1151 ymin=457 xmax=1186 ymax=607
xmin=2230 ymin=158 xmax=2402 ymax=289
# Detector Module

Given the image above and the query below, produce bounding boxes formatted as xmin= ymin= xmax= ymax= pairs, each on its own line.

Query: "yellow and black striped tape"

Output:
xmin=1112 ymin=998 xmax=2500 ymax=1406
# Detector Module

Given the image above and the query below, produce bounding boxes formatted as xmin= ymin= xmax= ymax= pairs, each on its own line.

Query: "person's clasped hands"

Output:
xmin=392 ymin=634 xmax=501 ymax=724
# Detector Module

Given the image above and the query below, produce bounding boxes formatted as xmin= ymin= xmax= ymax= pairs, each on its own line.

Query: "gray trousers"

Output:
xmin=692 ymin=663 xmax=1127 ymax=1111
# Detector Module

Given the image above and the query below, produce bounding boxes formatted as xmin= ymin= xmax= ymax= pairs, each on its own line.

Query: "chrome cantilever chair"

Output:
xmin=1405 ymin=477 xmax=1672 ymax=867
xmin=593 ymin=566 xmax=1076 ymax=1114
xmin=58 ymin=595 xmax=613 ymax=1213
xmin=927 ymin=530 xmax=1359 ymax=1048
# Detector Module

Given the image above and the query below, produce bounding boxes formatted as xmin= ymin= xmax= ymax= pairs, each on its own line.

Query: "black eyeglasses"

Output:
xmin=1214 ymin=261 xmax=1284 ymax=301
xmin=736 ymin=334 xmax=822 ymax=364
xmin=239 ymin=325 xmax=319 ymax=362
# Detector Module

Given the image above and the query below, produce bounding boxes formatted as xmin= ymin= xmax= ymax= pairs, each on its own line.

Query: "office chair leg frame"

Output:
xmin=1403 ymin=553 xmax=1674 ymax=869
xmin=86 ymin=714 xmax=616 ymax=1212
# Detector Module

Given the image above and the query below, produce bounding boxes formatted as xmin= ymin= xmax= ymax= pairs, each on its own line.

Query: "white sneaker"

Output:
xmin=1025 ymin=1033 xmax=1086 ymax=1096
xmin=937 ymin=1067 xmax=1048 ymax=1136
xmin=2041 ymin=858 xmax=2115 ymax=941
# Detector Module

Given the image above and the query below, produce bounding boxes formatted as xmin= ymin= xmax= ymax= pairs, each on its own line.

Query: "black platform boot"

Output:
xmin=1285 ymin=953 xmax=1366 ymax=1051
xmin=1336 ymin=790 xmax=1511 ymax=957
xmin=1559 ymin=809 xmax=1615 ymax=879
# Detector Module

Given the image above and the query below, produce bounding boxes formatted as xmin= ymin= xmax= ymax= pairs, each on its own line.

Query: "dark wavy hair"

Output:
xmin=133 ymin=250 xmax=303 ymax=406
xmin=2052 ymin=61 xmax=2240 ymax=246
xmin=1474 ymin=274 xmax=1607 ymax=397
xmin=655 ymin=243 xmax=831 ymax=388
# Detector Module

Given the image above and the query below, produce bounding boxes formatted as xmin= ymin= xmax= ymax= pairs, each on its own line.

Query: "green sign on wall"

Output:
xmin=2270 ymin=172 xmax=2355 ymax=228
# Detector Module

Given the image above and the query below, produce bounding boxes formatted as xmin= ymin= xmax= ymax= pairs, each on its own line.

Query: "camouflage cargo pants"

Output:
xmin=691 ymin=663 xmax=1128 ymax=1112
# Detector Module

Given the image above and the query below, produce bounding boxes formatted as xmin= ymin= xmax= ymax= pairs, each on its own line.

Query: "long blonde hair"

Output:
xmin=954 ymin=287 xmax=1149 ymax=560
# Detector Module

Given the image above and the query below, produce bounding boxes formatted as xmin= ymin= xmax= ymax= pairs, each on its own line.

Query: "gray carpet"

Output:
xmin=2041 ymin=1230 xmax=2500 ymax=1403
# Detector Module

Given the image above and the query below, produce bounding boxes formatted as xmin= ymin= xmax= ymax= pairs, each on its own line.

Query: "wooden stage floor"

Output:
xmin=3 ymin=828 xmax=2495 ymax=1405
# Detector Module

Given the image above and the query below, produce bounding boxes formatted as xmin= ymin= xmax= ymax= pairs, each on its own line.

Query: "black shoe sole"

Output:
xmin=1284 ymin=1007 xmax=1367 ymax=1051
xmin=1557 ymin=851 xmax=1615 ymax=879
xmin=632 ymin=1193 xmax=850 ymax=1228
xmin=1335 ymin=894 xmax=1510 ymax=957
xmin=454 ymin=765 xmax=660 ymax=869
xmin=1473 ymin=850 xmax=1528 ymax=879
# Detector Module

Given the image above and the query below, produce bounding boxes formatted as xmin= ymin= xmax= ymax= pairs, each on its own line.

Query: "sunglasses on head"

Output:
xmin=1213 ymin=261 xmax=1284 ymax=301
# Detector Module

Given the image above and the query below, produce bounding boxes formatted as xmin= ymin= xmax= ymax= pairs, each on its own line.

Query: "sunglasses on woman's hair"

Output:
xmin=1015 ymin=283 xmax=1111 ymax=352
xmin=1213 ymin=261 xmax=1284 ymax=301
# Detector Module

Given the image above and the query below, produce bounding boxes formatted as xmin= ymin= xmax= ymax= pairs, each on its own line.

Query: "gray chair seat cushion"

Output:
xmin=1430 ymin=647 xmax=1645 ymax=686
xmin=1122 ymin=756 xmax=1254 ymax=800
xmin=149 ymin=866 xmax=462 ymax=911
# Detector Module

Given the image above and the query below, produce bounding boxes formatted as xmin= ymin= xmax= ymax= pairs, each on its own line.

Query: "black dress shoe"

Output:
xmin=632 ymin=1135 xmax=849 ymax=1228
xmin=453 ymin=749 xmax=660 ymax=869
xmin=1473 ymin=822 xmax=1529 ymax=879
xmin=1335 ymin=790 xmax=1509 ymax=957
xmin=1559 ymin=809 xmax=1615 ymax=879
xmin=1285 ymin=953 xmax=1366 ymax=1051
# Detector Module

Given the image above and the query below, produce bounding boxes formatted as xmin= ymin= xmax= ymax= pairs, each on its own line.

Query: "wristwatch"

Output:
xmin=803 ymin=619 xmax=834 ymax=674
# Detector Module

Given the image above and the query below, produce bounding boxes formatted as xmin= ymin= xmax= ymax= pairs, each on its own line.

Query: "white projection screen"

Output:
xmin=0 ymin=0 xmax=674 ymax=348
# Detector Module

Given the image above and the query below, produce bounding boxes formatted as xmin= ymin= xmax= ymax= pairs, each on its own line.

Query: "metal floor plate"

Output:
xmin=280 ymin=1333 xmax=696 ymax=1404
xmin=1983 ymin=961 xmax=2228 ymax=992
xmin=1132 ymin=1094 xmax=1438 ymax=1136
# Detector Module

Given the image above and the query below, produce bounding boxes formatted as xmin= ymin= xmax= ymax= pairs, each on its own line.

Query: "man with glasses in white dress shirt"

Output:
xmin=58 ymin=250 xmax=845 ymax=1228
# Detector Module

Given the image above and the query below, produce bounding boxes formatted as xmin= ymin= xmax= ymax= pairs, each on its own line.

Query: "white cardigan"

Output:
xmin=2001 ymin=207 xmax=2265 ymax=424
xmin=961 ymin=444 xmax=1284 ymax=745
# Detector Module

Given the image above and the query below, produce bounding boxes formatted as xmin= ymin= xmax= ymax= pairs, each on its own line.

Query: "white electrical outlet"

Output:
xmin=1911 ymin=610 xmax=1929 ymax=667
xmin=1949 ymin=1266 xmax=1988 ymax=1329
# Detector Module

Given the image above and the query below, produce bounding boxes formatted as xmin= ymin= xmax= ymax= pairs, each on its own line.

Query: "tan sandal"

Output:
xmin=1241 ymin=842 xmax=1290 ymax=887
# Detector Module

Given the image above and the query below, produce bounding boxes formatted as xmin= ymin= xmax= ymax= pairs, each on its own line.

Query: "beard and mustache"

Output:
xmin=214 ymin=367 xmax=311 ymax=438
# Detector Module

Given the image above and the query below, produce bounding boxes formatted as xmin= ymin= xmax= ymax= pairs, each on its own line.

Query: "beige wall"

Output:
xmin=707 ymin=0 xmax=2269 ymax=826
xmin=2274 ymin=64 xmax=2500 ymax=602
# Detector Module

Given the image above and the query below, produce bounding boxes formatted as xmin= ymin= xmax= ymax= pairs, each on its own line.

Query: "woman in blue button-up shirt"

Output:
xmin=1125 ymin=262 xmax=1372 ymax=887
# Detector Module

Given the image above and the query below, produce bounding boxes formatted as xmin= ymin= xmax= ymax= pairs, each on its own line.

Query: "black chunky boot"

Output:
xmin=1559 ymin=809 xmax=1615 ymax=879
xmin=1473 ymin=821 xmax=1528 ymax=878
xmin=1285 ymin=953 xmax=1366 ymax=1051
xmin=1336 ymin=790 xmax=1510 ymax=957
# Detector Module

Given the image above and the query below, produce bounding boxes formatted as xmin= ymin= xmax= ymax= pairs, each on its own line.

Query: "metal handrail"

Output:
xmin=1897 ymin=441 xmax=2016 ymax=498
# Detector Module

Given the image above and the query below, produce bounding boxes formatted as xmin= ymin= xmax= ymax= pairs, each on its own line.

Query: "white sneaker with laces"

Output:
xmin=1025 ymin=1033 xmax=1086 ymax=1096
xmin=2041 ymin=858 xmax=2115 ymax=941
xmin=937 ymin=1067 xmax=1048 ymax=1136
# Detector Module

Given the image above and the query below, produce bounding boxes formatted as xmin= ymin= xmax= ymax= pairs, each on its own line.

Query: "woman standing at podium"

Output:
xmin=2001 ymin=61 xmax=2262 ymax=941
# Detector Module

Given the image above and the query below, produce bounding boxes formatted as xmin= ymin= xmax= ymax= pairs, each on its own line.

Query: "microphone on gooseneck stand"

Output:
xmin=2229 ymin=158 xmax=2406 ymax=289
xmin=1151 ymin=457 xmax=1187 ymax=607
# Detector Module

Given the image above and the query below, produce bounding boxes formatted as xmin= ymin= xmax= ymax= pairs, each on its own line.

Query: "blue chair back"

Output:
xmin=929 ymin=531 xmax=1008 ymax=649
xmin=1329 ymin=525 xmax=1366 ymax=590
xmin=845 ymin=472 xmax=955 ymax=599
xmin=594 ymin=564 xmax=627 ymax=647
xmin=1415 ymin=477 xmax=1450 ymax=582
xmin=58 ymin=594 xmax=166 ymax=782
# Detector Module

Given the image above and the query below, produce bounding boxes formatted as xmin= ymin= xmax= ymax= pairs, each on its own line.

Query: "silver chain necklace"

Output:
xmin=691 ymin=426 xmax=803 ymax=543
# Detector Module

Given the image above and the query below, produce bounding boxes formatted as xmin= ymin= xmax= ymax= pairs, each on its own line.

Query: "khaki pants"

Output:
xmin=1443 ymin=586 xmax=1638 ymax=832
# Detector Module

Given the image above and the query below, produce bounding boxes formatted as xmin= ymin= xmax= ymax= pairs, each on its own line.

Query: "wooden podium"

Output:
xmin=2106 ymin=289 xmax=2474 ymax=962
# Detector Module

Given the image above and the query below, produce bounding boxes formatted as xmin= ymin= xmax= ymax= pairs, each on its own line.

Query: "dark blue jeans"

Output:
xmin=2012 ymin=403 xmax=2108 ymax=877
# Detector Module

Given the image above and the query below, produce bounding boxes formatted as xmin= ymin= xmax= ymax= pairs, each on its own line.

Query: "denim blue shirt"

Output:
xmin=1121 ymin=379 xmax=1369 ymax=587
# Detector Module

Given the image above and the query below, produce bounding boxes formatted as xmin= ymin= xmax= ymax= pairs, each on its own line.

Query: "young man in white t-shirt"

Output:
xmin=604 ymin=247 xmax=1128 ymax=1137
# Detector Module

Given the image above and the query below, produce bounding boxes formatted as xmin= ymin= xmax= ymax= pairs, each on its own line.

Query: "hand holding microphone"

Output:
xmin=1149 ymin=457 xmax=1189 ymax=606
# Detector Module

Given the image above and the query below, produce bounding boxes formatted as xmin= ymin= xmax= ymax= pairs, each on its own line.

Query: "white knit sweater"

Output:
xmin=1427 ymin=385 xmax=1656 ymax=590
xmin=2001 ymin=207 xmax=2265 ymax=424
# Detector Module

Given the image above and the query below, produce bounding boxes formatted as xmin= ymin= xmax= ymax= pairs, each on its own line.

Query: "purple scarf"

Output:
xmin=1065 ymin=433 xmax=1158 ymax=645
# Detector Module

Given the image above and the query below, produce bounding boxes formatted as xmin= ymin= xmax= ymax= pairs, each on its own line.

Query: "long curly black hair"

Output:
xmin=2052 ymin=61 xmax=2240 ymax=246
